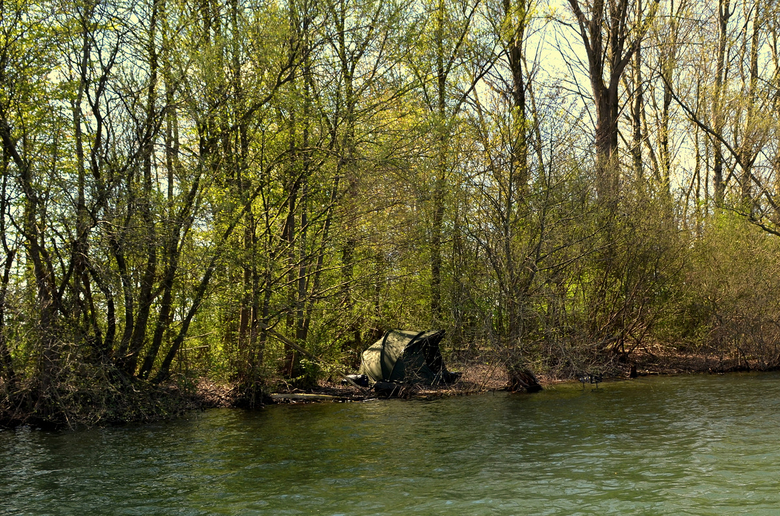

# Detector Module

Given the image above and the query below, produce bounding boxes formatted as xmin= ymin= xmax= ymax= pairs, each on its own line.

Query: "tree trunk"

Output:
xmin=430 ymin=0 xmax=447 ymax=322
xmin=503 ymin=0 xmax=529 ymax=346
xmin=0 ymin=155 xmax=15 ymax=391
xmin=712 ymin=0 xmax=732 ymax=208
xmin=567 ymin=0 xmax=659 ymax=202
xmin=123 ymin=0 xmax=161 ymax=376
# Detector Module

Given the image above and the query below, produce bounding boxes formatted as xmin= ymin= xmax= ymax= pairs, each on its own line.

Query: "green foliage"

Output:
xmin=667 ymin=213 xmax=780 ymax=365
xmin=4 ymin=0 xmax=780 ymax=427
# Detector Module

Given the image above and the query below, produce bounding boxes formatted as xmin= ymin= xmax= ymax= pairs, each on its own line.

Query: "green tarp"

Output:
xmin=358 ymin=329 xmax=458 ymax=384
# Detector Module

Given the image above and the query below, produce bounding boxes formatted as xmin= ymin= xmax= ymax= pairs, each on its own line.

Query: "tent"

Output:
xmin=358 ymin=329 xmax=459 ymax=384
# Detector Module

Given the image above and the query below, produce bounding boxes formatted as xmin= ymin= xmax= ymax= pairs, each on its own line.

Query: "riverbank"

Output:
xmin=194 ymin=347 xmax=779 ymax=408
xmin=192 ymin=362 xmax=510 ymax=408
xmin=3 ymin=347 xmax=774 ymax=429
xmin=630 ymin=344 xmax=779 ymax=376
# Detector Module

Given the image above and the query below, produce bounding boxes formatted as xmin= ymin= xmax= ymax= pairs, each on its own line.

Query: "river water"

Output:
xmin=2 ymin=373 xmax=780 ymax=515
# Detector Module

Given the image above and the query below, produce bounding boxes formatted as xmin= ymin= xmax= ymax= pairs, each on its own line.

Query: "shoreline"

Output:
xmin=3 ymin=349 xmax=776 ymax=429
xmin=197 ymin=348 xmax=780 ymax=408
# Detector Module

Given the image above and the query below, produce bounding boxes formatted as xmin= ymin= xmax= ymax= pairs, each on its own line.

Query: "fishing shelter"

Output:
xmin=358 ymin=329 xmax=459 ymax=384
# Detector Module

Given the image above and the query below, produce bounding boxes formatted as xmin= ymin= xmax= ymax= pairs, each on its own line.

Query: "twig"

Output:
xmin=261 ymin=325 xmax=370 ymax=393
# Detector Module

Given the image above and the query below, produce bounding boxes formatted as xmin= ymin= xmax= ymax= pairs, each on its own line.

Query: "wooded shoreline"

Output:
xmin=3 ymin=348 xmax=774 ymax=430
xmin=4 ymin=0 xmax=780 ymax=431
xmin=249 ymin=350 xmax=780 ymax=405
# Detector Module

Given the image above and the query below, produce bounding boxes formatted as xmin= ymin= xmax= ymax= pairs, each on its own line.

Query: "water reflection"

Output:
xmin=3 ymin=373 xmax=780 ymax=514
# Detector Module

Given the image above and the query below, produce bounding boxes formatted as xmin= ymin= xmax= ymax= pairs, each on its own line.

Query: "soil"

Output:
xmin=191 ymin=355 xmax=720 ymax=408
xmin=5 ymin=349 xmax=773 ymax=429
xmin=192 ymin=347 xmax=780 ymax=409
xmin=630 ymin=344 xmax=779 ymax=376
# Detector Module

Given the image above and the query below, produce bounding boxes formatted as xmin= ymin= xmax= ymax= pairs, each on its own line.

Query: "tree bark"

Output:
xmin=567 ymin=0 xmax=659 ymax=201
xmin=712 ymin=0 xmax=732 ymax=208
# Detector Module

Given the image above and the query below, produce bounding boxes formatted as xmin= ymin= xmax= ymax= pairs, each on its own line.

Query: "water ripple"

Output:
xmin=3 ymin=373 xmax=780 ymax=514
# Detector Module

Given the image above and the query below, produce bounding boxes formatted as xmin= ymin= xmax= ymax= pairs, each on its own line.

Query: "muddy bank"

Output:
xmin=5 ymin=351 xmax=774 ymax=429
xmin=192 ymin=362 xmax=510 ymax=408
xmin=199 ymin=351 xmax=780 ymax=408
xmin=630 ymin=345 xmax=780 ymax=376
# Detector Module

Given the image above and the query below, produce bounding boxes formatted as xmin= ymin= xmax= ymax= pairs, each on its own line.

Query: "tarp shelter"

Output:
xmin=359 ymin=329 xmax=458 ymax=384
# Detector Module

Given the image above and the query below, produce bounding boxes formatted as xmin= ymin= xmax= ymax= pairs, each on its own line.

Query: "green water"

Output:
xmin=3 ymin=373 xmax=780 ymax=515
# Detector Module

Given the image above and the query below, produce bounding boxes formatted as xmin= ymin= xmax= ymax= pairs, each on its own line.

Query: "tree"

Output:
xmin=565 ymin=0 xmax=660 ymax=201
xmin=404 ymin=0 xmax=492 ymax=323
xmin=0 ymin=0 xmax=67 ymax=401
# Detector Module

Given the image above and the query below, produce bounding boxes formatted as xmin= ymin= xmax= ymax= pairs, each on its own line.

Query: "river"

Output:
xmin=2 ymin=373 xmax=780 ymax=515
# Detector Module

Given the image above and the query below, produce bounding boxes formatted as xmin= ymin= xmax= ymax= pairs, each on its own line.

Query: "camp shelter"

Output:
xmin=359 ymin=329 xmax=459 ymax=384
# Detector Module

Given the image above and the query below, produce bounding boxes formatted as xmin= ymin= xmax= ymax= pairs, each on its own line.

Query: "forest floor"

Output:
xmin=629 ymin=343 xmax=774 ymax=376
xmin=192 ymin=363 xmax=508 ymax=408
xmin=193 ymin=346 xmax=777 ymax=408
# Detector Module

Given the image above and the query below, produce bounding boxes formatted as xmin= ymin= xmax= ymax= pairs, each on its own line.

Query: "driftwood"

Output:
xmin=373 ymin=382 xmax=401 ymax=397
xmin=270 ymin=393 xmax=337 ymax=401
xmin=508 ymin=368 xmax=543 ymax=393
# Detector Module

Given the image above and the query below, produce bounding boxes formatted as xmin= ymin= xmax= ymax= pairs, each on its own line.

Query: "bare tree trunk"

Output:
xmin=503 ymin=0 xmax=529 ymax=346
xmin=430 ymin=0 xmax=447 ymax=322
xmin=738 ymin=1 xmax=762 ymax=209
xmin=712 ymin=0 xmax=732 ymax=208
xmin=630 ymin=29 xmax=644 ymax=182
xmin=567 ymin=0 xmax=659 ymax=202
xmin=0 ymin=151 xmax=15 ymax=391
xmin=0 ymin=120 xmax=61 ymax=396
xmin=124 ymin=0 xmax=161 ymax=376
